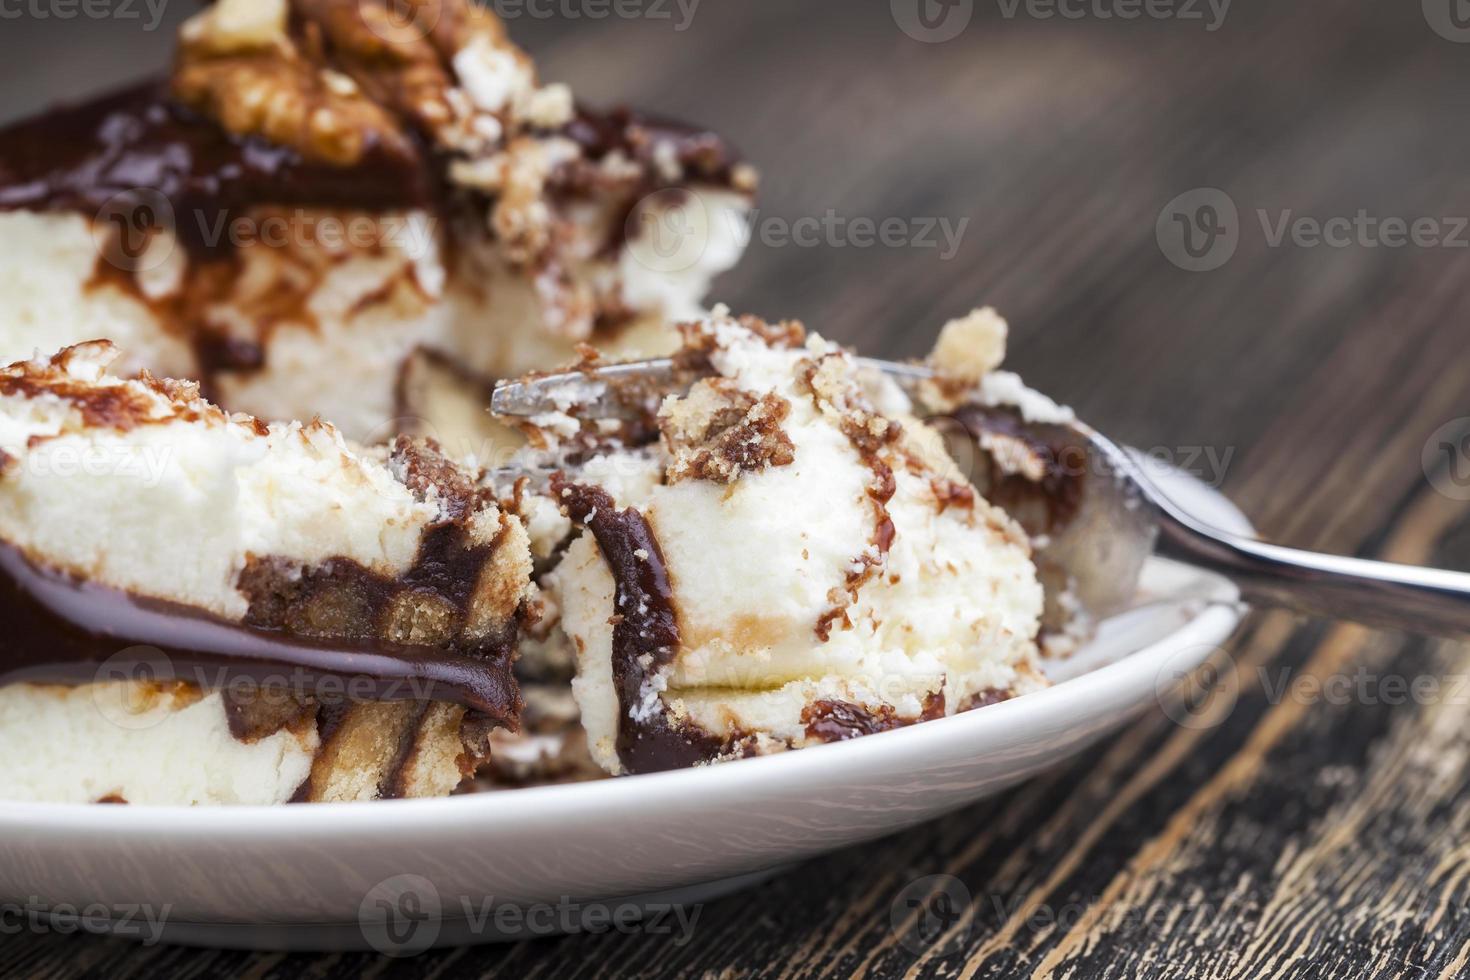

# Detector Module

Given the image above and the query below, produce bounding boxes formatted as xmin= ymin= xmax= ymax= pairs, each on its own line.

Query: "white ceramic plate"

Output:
xmin=0 ymin=464 xmax=1249 ymax=952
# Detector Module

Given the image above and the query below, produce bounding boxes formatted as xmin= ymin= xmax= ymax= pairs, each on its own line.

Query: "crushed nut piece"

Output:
xmin=661 ymin=378 xmax=796 ymax=484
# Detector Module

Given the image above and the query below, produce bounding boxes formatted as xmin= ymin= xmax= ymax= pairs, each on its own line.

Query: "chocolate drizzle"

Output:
xmin=0 ymin=82 xmax=746 ymax=259
xmin=553 ymin=478 xmax=726 ymax=774
xmin=0 ymin=81 xmax=433 ymax=258
xmin=805 ymin=354 xmax=904 ymax=642
xmin=551 ymin=104 xmax=751 ymax=258
xmin=802 ymin=691 xmax=946 ymax=743
xmin=557 ymin=105 xmax=744 ymax=187
xmin=0 ymin=542 xmax=520 ymax=723
xmin=951 ymin=405 xmax=1085 ymax=535
xmin=0 ymin=81 xmax=751 ymax=393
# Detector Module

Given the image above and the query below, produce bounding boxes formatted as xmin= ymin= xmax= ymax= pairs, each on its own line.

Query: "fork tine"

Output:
xmin=490 ymin=358 xmax=683 ymax=418
xmin=857 ymin=357 xmax=935 ymax=391
xmin=489 ymin=356 xmax=938 ymax=419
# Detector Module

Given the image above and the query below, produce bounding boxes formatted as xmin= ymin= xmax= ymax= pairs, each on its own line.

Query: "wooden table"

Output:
xmin=9 ymin=0 xmax=1470 ymax=975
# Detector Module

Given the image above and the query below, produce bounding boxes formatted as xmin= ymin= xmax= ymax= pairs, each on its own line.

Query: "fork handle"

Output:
xmin=1154 ymin=503 xmax=1470 ymax=638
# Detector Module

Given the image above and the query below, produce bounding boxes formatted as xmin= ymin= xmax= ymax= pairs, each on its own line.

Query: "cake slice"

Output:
xmin=498 ymin=311 xmax=1050 ymax=775
xmin=0 ymin=0 xmax=755 ymax=443
xmin=0 ymin=342 xmax=533 ymax=804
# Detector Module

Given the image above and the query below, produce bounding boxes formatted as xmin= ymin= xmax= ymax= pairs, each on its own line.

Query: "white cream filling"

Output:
xmin=0 ymin=684 xmax=316 ymax=805
xmin=0 ymin=345 xmax=451 ymax=620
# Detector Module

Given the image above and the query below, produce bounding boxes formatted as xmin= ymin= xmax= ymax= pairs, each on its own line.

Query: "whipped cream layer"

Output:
xmin=0 ymin=342 xmax=529 ymax=620
xmin=0 ymin=684 xmax=317 ymax=805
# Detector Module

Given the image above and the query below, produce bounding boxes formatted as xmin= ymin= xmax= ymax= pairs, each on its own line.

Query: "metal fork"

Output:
xmin=493 ymin=359 xmax=1470 ymax=638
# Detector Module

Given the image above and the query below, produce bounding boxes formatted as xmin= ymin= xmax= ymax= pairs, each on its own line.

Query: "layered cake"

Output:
xmin=0 ymin=342 xmax=531 ymax=804
xmin=0 ymin=314 xmax=1086 ymax=801
xmin=0 ymin=0 xmax=755 ymax=443
xmin=502 ymin=311 xmax=1051 ymax=775
xmin=0 ymin=0 xmax=1104 ymax=805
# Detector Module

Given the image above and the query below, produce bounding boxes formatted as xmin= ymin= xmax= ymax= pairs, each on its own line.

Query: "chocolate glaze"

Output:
xmin=957 ymin=687 xmax=1012 ymax=712
xmin=553 ymin=478 xmax=726 ymax=774
xmin=221 ymin=685 xmax=316 ymax=742
xmin=193 ymin=333 xmax=268 ymax=375
xmin=239 ymin=528 xmax=500 ymax=641
xmin=0 ymin=542 xmax=520 ymax=724
xmin=0 ymin=81 xmax=433 ymax=258
xmin=951 ymin=405 xmax=1085 ymax=534
xmin=558 ymin=105 xmax=744 ymax=187
xmin=553 ymin=104 xmax=750 ymax=258
xmin=0 ymin=82 xmax=745 ymax=259
xmin=802 ymin=692 xmax=946 ymax=743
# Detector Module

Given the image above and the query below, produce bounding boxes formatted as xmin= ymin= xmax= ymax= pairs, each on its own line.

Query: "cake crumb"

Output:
xmin=661 ymin=379 xmax=796 ymax=484
xmin=929 ymin=307 xmax=1008 ymax=384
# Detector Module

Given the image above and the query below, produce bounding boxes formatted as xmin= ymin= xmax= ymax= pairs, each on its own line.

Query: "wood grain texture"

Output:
xmin=8 ymin=0 xmax=1470 ymax=976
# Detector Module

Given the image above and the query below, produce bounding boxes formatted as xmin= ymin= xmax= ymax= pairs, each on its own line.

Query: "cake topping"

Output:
xmin=0 ymin=0 xmax=756 ymax=447
xmin=660 ymin=379 xmax=796 ymax=484
xmin=0 ymin=0 xmax=750 ymax=246
xmin=174 ymin=0 xmax=535 ymax=164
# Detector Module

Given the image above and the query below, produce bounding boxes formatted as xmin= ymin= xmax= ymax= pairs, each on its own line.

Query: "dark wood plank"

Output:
xmin=6 ymin=0 xmax=1470 ymax=976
